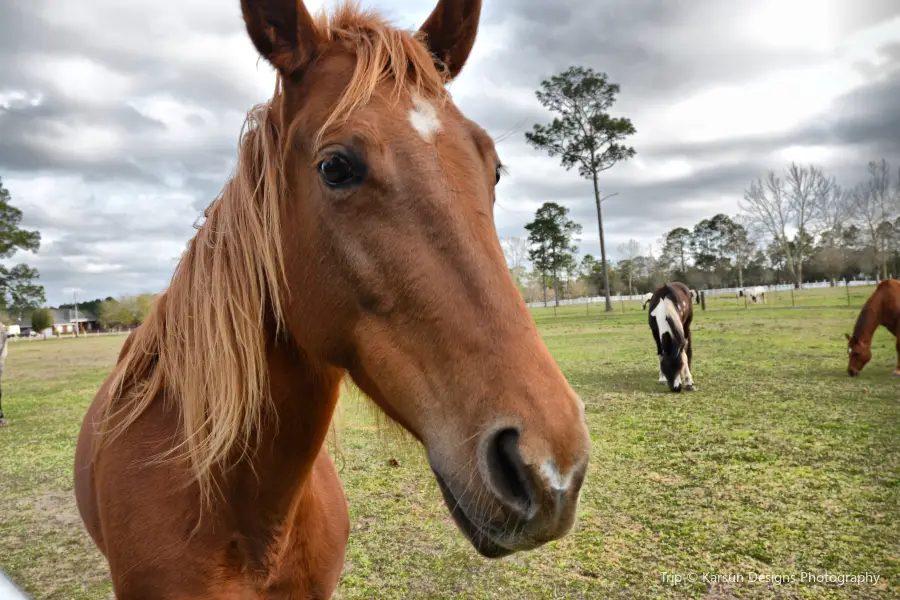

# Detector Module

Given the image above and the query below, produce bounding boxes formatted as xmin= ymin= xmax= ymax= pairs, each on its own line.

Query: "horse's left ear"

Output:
xmin=417 ymin=0 xmax=482 ymax=79
xmin=241 ymin=0 xmax=319 ymax=79
xmin=844 ymin=333 xmax=851 ymax=341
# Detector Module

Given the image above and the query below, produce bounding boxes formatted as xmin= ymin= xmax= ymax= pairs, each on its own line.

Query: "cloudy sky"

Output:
xmin=1 ymin=0 xmax=899 ymax=305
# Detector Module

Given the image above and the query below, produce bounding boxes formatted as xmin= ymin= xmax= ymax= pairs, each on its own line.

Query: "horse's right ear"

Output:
xmin=844 ymin=333 xmax=851 ymax=341
xmin=241 ymin=0 xmax=318 ymax=79
xmin=418 ymin=0 xmax=482 ymax=79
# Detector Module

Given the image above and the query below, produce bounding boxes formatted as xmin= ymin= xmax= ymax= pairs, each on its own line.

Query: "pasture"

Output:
xmin=1 ymin=288 xmax=898 ymax=599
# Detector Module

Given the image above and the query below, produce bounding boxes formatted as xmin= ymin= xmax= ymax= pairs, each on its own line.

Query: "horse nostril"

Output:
xmin=483 ymin=428 xmax=536 ymax=518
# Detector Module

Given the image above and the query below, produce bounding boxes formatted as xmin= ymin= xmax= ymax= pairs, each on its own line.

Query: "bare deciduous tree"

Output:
xmin=852 ymin=159 xmax=900 ymax=279
xmin=740 ymin=171 xmax=796 ymax=283
xmin=616 ymin=238 xmax=642 ymax=295
xmin=730 ymin=214 xmax=760 ymax=289
xmin=500 ymin=236 xmax=530 ymax=270
xmin=816 ymin=181 xmax=852 ymax=234
xmin=740 ymin=162 xmax=834 ymax=287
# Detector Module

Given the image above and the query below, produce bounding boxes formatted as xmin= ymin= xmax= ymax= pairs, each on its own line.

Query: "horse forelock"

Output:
xmin=309 ymin=2 xmax=451 ymax=147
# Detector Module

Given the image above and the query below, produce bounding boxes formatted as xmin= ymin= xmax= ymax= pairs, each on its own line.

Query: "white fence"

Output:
xmin=525 ymin=279 xmax=881 ymax=309
xmin=6 ymin=330 xmax=134 ymax=342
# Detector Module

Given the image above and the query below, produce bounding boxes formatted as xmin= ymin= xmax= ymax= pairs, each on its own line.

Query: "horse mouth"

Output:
xmin=431 ymin=469 xmax=514 ymax=558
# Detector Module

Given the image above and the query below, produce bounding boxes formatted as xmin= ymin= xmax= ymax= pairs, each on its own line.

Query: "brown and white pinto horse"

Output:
xmin=73 ymin=0 xmax=591 ymax=597
xmin=647 ymin=282 xmax=696 ymax=392
xmin=845 ymin=278 xmax=900 ymax=377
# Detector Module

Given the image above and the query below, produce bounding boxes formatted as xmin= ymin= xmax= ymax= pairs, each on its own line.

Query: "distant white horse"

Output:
xmin=739 ymin=286 xmax=767 ymax=304
xmin=641 ymin=292 xmax=653 ymax=310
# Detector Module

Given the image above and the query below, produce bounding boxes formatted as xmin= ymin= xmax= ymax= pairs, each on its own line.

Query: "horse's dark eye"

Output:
xmin=495 ymin=164 xmax=502 ymax=185
xmin=319 ymin=154 xmax=358 ymax=187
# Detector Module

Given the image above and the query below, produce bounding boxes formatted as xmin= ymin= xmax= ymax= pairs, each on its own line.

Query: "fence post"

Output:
xmin=620 ymin=297 xmax=625 ymax=312
xmin=790 ymin=286 xmax=795 ymax=306
xmin=744 ymin=293 xmax=748 ymax=309
xmin=846 ymin=280 xmax=850 ymax=306
xmin=701 ymin=291 xmax=707 ymax=311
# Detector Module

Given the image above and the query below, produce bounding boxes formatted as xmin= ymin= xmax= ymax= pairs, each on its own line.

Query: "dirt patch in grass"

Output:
xmin=33 ymin=490 xmax=84 ymax=529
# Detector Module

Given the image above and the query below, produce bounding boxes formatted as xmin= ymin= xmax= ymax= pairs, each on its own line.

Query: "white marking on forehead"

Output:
xmin=409 ymin=95 xmax=441 ymax=142
xmin=540 ymin=459 xmax=576 ymax=492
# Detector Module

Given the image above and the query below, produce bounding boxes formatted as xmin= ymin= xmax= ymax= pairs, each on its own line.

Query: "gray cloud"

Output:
xmin=0 ymin=96 xmax=165 ymax=181
xmin=475 ymin=0 xmax=827 ymax=99
xmin=1 ymin=0 xmax=899 ymax=304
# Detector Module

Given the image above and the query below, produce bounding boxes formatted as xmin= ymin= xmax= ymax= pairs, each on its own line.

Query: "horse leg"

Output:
xmin=0 ymin=379 xmax=7 ymax=427
xmin=894 ymin=337 xmax=900 ymax=377
xmin=684 ymin=328 xmax=693 ymax=369
xmin=657 ymin=357 xmax=666 ymax=384
xmin=682 ymin=331 xmax=696 ymax=391
xmin=681 ymin=350 xmax=696 ymax=392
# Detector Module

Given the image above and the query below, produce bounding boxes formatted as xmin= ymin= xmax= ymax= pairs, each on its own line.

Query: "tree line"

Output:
xmin=58 ymin=294 xmax=156 ymax=329
xmin=512 ymin=64 xmax=900 ymax=309
xmin=0 ymin=176 xmax=161 ymax=333
xmin=22 ymin=294 xmax=156 ymax=337
xmin=504 ymin=157 xmax=900 ymax=305
xmin=0 ymin=177 xmax=45 ymax=323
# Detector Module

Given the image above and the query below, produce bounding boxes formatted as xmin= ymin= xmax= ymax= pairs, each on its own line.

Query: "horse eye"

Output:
xmin=319 ymin=154 xmax=359 ymax=188
xmin=495 ymin=164 xmax=502 ymax=185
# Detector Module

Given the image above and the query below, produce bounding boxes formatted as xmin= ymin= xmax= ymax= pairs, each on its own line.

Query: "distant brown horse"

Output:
xmin=73 ymin=0 xmax=591 ymax=597
xmin=845 ymin=278 xmax=900 ymax=377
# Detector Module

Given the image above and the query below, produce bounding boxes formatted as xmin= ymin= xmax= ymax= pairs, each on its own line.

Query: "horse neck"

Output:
xmin=226 ymin=331 xmax=344 ymax=550
xmin=853 ymin=295 xmax=882 ymax=345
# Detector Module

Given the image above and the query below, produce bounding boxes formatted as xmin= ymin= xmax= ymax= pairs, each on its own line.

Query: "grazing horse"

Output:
xmin=73 ymin=1 xmax=591 ymax=598
xmin=845 ymin=278 xmax=900 ymax=377
xmin=689 ymin=288 xmax=700 ymax=305
xmin=647 ymin=282 xmax=695 ymax=392
xmin=739 ymin=286 xmax=767 ymax=304
xmin=0 ymin=324 xmax=7 ymax=427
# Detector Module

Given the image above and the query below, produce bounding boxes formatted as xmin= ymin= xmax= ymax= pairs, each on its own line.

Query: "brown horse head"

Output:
xmin=225 ymin=0 xmax=591 ymax=556
xmin=844 ymin=333 xmax=871 ymax=376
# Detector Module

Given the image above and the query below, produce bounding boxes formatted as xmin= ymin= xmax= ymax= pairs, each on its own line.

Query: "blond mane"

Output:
xmin=95 ymin=2 xmax=451 ymax=509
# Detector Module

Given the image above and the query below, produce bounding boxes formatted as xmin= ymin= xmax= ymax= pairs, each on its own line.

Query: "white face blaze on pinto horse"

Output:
xmin=647 ymin=282 xmax=696 ymax=392
xmin=73 ymin=0 xmax=591 ymax=597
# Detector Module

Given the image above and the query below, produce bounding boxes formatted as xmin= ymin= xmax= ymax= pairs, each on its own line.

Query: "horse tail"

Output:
xmin=663 ymin=296 xmax=686 ymax=351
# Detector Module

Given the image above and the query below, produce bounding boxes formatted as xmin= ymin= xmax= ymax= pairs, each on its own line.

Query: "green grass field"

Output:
xmin=1 ymin=285 xmax=898 ymax=599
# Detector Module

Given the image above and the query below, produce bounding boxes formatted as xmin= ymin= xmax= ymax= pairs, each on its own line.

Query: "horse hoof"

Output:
xmin=893 ymin=371 xmax=900 ymax=378
xmin=685 ymin=384 xmax=696 ymax=392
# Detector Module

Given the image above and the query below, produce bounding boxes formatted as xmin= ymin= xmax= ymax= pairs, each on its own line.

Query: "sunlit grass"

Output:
xmin=0 ymin=298 xmax=897 ymax=599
